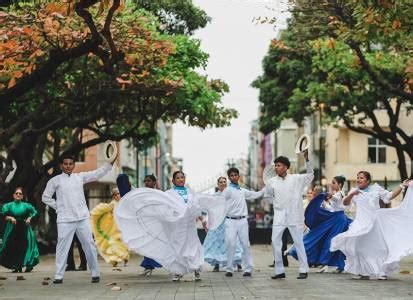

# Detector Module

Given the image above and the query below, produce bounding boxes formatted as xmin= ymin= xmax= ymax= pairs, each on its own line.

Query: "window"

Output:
xmin=368 ymin=138 xmax=386 ymax=163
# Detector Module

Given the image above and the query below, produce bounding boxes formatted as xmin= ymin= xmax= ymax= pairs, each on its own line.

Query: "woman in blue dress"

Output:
xmin=203 ymin=177 xmax=243 ymax=272
xmin=290 ymin=176 xmax=351 ymax=272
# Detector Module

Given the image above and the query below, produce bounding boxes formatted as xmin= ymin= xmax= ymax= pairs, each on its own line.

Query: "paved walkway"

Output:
xmin=1 ymin=245 xmax=413 ymax=299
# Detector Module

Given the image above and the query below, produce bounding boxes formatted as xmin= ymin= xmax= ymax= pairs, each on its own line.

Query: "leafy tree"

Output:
xmin=253 ymin=0 xmax=413 ymax=179
xmin=0 ymin=2 xmax=236 ymax=212
xmin=132 ymin=0 xmax=210 ymax=35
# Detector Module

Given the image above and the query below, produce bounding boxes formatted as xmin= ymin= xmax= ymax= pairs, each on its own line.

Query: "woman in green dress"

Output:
xmin=0 ymin=187 xmax=39 ymax=272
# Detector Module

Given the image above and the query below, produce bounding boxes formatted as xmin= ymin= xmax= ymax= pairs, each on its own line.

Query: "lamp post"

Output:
xmin=156 ymin=152 xmax=170 ymax=190
xmin=319 ymin=102 xmax=325 ymax=185
xmin=143 ymin=148 xmax=148 ymax=176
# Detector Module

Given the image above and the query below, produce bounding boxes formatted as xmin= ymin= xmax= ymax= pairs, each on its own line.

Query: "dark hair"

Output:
xmin=357 ymin=171 xmax=371 ymax=183
xmin=144 ymin=174 xmax=157 ymax=182
xmin=116 ymin=174 xmax=131 ymax=197
xmin=172 ymin=170 xmax=185 ymax=180
xmin=273 ymin=156 xmax=291 ymax=169
xmin=227 ymin=167 xmax=239 ymax=176
xmin=14 ymin=186 xmax=25 ymax=197
xmin=333 ymin=175 xmax=346 ymax=188
xmin=60 ymin=153 xmax=76 ymax=163
xmin=217 ymin=176 xmax=227 ymax=184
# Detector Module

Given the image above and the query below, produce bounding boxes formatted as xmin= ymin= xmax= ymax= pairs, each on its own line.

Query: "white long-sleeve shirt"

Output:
xmin=221 ymin=184 xmax=264 ymax=217
xmin=42 ymin=163 xmax=113 ymax=223
xmin=263 ymin=161 xmax=314 ymax=226
xmin=324 ymin=191 xmax=345 ymax=212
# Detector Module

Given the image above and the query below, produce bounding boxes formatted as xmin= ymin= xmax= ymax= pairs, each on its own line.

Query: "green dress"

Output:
xmin=0 ymin=201 xmax=39 ymax=270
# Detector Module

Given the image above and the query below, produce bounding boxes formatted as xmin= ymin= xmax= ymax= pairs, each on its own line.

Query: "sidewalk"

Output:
xmin=1 ymin=245 xmax=413 ymax=299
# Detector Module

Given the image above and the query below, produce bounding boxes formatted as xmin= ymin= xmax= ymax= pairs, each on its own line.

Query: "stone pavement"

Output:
xmin=1 ymin=245 xmax=413 ymax=299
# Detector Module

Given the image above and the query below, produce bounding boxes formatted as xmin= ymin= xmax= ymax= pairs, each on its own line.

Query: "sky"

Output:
xmin=173 ymin=0 xmax=290 ymax=191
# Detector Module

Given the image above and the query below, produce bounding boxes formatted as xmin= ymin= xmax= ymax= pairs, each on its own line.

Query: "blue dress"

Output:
xmin=203 ymin=192 xmax=242 ymax=267
xmin=289 ymin=193 xmax=352 ymax=270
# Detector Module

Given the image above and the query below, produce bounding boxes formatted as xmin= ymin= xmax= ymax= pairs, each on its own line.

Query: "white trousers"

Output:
xmin=55 ymin=219 xmax=100 ymax=280
xmin=225 ymin=218 xmax=253 ymax=273
xmin=272 ymin=225 xmax=308 ymax=275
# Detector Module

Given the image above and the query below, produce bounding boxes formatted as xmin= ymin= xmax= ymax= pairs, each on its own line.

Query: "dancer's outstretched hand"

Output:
xmin=402 ymin=179 xmax=412 ymax=188
xmin=303 ymin=149 xmax=309 ymax=161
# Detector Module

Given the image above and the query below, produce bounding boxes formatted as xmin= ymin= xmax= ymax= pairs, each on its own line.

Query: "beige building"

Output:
xmin=323 ymin=105 xmax=412 ymax=192
xmin=268 ymin=105 xmax=412 ymax=195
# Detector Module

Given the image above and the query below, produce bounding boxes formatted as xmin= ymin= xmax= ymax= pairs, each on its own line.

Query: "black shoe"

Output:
xmin=213 ymin=264 xmax=219 ymax=272
xmin=297 ymin=273 xmax=308 ymax=279
xmin=53 ymin=279 xmax=63 ymax=284
xmin=242 ymin=272 xmax=252 ymax=277
xmin=237 ymin=264 xmax=242 ymax=272
xmin=271 ymin=273 xmax=286 ymax=279
xmin=91 ymin=276 xmax=100 ymax=283
xmin=225 ymin=272 xmax=233 ymax=277
xmin=76 ymin=266 xmax=87 ymax=271
xmin=24 ymin=267 xmax=33 ymax=273
xmin=269 ymin=261 xmax=275 ymax=268
xmin=66 ymin=266 xmax=76 ymax=271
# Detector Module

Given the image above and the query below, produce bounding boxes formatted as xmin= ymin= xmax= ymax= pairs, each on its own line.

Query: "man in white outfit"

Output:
xmin=42 ymin=152 xmax=116 ymax=284
xmin=264 ymin=150 xmax=314 ymax=279
xmin=221 ymin=167 xmax=264 ymax=277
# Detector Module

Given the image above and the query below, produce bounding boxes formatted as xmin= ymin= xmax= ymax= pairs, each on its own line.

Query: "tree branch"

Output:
xmin=349 ymin=43 xmax=413 ymax=101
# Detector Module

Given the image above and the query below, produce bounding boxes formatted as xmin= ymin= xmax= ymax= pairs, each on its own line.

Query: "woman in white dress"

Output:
xmin=115 ymin=171 xmax=225 ymax=282
xmin=165 ymin=171 xmax=207 ymax=282
xmin=330 ymin=171 xmax=412 ymax=280
xmin=203 ymin=177 xmax=243 ymax=272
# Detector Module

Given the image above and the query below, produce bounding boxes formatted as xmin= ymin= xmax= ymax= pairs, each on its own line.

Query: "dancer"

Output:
xmin=90 ymin=187 xmax=129 ymax=267
xmin=0 ymin=187 xmax=39 ymax=273
xmin=289 ymin=176 xmax=351 ymax=273
xmin=264 ymin=151 xmax=314 ymax=280
xmin=42 ymin=152 xmax=116 ymax=284
xmin=115 ymin=171 xmax=225 ymax=282
xmin=203 ymin=177 xmax=243 ymax=272
xmin=222 ymin=167 xmax=264 ymax=277
xmin=140 ymin=174 xmax=162 ymax=276
xmin=331 ymin=171 xmax=412 ymax=280
xmin=165 ymin=171 xmax=207 ymax=281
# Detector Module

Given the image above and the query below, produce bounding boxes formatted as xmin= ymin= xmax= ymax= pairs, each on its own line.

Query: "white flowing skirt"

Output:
xmin=331 ymin=184 xmax=413 ymax=276
xmin=115 ymin=188 xmax=225 ymax=275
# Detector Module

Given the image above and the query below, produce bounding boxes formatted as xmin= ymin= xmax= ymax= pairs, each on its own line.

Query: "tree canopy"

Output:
xmin=253 ymin=0 xmax=413 ymax=179
xmin=0 ymin=0 xmax=237 ymax=205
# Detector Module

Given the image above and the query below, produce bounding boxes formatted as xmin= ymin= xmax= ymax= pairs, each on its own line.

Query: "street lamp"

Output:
xmin=156 ymin=152 xmax=170 ymax=190
xmin=319 ymin=102 xmax=325 ymax=184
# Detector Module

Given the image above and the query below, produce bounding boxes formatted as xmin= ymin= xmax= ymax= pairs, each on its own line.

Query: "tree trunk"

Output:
xmin=395 ymin=146 xmax=408 ymax=181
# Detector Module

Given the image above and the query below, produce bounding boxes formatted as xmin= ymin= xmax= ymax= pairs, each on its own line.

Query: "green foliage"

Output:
xmin=133 ymin=0 xmax=210 ymax=35
xmin=254 ymin=0 xmax=413 ymax=133
xmin=254 ymin=0 xmax=413 ymax=179
xmin=0 ymin=1 xmax=236 ymax=191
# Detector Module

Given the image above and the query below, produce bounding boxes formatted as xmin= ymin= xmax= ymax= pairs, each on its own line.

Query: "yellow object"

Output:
xmin=90 ymin=201 xmax=129 ymax=265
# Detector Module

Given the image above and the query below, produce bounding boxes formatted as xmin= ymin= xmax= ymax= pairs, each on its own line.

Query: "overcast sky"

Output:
xmin=173 ymin=0 xmax=290 ymax=190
